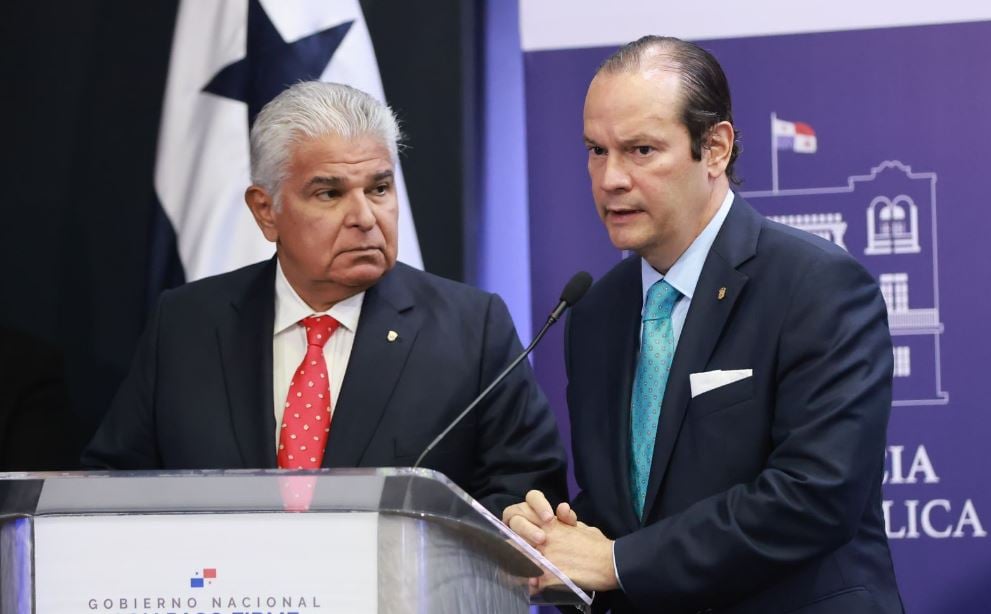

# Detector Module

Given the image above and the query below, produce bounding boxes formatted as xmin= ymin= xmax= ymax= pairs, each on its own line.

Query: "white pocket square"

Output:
xmin=689 ymin=369 xmax=753 ymax=398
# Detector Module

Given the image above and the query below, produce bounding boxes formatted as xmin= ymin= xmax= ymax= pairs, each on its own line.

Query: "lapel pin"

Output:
xmin=717 ymin=287 xmax=727 ymax=301
xmin=387 ymin=330 xmax=399 ymax=342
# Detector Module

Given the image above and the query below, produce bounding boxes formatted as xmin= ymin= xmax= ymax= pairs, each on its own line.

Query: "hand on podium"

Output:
xmin=503 ymin=490 xmax=618 ymax=592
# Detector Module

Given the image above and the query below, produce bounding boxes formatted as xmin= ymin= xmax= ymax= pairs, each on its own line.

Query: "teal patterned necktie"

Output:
xmin=630 ymin=279 xmax=681 ymax=519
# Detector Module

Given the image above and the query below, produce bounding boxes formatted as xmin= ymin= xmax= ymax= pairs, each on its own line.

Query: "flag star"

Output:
xmin=202 ymin=0 xmax=354 ymax=127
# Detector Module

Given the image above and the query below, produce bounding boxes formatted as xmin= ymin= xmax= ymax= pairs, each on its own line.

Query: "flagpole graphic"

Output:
xmin=770 ymin=112 xmax=818 ymax=193
xmin=771 ymin=111 xmax=779 ymax=193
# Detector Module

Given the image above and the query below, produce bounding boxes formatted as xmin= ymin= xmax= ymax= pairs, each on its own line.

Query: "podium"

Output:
xmin=0 ymin=468 xmax=591 ymax=613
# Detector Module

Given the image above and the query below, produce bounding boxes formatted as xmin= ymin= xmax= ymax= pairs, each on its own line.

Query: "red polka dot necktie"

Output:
xmin=278 ymin=315 xmax=340 ymax=469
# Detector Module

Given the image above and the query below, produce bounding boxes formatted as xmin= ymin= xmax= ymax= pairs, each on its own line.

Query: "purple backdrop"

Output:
xmin=525 ymin=21 xmax=991 ymax=612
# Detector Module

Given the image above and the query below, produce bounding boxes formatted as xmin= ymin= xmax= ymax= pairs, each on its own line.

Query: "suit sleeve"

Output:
xmin=614 ymin=254 xmax=893 ymax=610
xmin=80 ymin=293 xmax=168 ymax=469
xmin=469 ymin=293 xmax=569 ymax=515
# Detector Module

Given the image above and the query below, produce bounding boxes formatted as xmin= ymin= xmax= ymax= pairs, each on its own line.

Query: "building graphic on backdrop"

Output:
xmin=743 ymin=115 xmax=948 ymax=406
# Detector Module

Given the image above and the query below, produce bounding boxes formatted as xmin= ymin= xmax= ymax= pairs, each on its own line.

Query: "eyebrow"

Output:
xmin=303 ymin=176 xmax=343 ymax=191
xmin=583 ymin=133 xmax=666 ymax=149
xmin=621 ymin=133 xmax=660 ymax=144
xmin=302 ymin=170 xmax=394 ymax=191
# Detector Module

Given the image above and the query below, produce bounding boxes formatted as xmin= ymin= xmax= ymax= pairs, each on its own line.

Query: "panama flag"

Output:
xmin=154 ymin=0 xmax=422 ymax=283
xmin=773 ymin=117 xmax=817 ymax=153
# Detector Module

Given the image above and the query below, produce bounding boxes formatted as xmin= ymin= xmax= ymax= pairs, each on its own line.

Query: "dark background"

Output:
xmin=0 ymin=0 xmax=480 ymax=458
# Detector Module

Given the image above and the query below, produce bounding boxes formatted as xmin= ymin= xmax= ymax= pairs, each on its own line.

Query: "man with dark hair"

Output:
xmin=504 ymin=36 xmax=903 ymax=613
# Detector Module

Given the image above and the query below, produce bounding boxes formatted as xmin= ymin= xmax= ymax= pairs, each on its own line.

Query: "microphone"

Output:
xmin=413 ymin=271 xmax=593 ymax=469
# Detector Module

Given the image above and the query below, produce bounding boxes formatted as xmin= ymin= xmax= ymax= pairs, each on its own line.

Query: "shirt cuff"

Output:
xmin=612 ymin=540 xmax=625 ymax=591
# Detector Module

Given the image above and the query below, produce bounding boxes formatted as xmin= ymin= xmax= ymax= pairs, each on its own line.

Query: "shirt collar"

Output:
xmin=641 ymin=189 xmax=735 ymax=307
xmin=274 ymin=259 xmax=364 ymax=336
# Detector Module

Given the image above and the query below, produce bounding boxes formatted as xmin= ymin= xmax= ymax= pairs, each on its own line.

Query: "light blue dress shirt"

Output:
xmin=639 ymin=189 xmax=735 ymax=347
xmin=612 ymin=188 xmax=735 ymax=590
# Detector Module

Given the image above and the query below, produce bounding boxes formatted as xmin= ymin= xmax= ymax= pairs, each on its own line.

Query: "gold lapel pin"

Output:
xmin=717 ymin=287 xmax=727 ymax=301
xmin=387 ymin=330 xmax=399 ymax=342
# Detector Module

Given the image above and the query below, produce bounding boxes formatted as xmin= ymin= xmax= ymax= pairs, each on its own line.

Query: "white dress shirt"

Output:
xmin=272 ymin=261 xmax=364 ymax=451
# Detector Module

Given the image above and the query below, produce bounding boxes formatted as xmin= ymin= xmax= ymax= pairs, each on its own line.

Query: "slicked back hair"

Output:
xmin=250 ymin=81 xmax=403 ymax=209
xmin=598 ymin=35 xmax=741 ymax=185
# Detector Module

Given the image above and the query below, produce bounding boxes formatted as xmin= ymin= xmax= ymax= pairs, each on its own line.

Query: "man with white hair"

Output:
xmin=83 ymin=82 xmax=567 ymax=514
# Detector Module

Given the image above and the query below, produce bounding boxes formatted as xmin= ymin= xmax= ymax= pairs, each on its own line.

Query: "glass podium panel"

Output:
xmin=0 ymin=468 xmax=592 ymax=613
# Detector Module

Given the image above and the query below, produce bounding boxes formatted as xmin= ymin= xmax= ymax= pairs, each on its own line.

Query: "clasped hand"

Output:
xmin=502 ymin=490 xmax=619 ymax=592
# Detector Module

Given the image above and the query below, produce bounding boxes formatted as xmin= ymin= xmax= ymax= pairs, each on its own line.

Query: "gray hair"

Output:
xmin=249 ymin=81 xmax=402 ymax=205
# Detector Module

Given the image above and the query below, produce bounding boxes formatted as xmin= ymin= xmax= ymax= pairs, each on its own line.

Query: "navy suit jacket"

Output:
xmin=566 ymin=197 xmax=902 ymax=613
xmin=82 ymin=259 xmax=567 ymax=514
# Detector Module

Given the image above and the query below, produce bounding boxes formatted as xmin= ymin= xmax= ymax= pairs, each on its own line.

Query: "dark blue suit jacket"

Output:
xmin=566 ymin=197 xmax=902 ymax=613
xmin=82 ymin=259 xmax=567 ymax=514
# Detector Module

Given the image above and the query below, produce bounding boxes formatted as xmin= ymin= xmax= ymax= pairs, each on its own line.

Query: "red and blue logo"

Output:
xmin=189 ymin=568 xmax=217 ymax=588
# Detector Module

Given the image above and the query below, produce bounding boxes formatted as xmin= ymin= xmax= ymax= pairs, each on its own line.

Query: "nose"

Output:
xmin=344 ymin=192 xmax=377 ymax=230
xmin=600 ymin=154 xmax=632 ymax=192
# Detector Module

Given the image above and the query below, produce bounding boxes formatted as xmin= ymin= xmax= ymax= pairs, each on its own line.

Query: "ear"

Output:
xmin=245 ymin=185 xmax=279 ymax=243
xmin=704 ymin=121 xmax=735 ymax=179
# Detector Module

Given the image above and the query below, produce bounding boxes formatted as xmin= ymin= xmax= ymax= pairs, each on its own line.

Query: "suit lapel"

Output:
xmin=218 ymin=259 xmax=278 ymax=468
xmin=641 ymin=196 xmax=761 ymax=521
xmin=604 ymin=258 xmax=648 ymax=532
xmin=323 ymin=265 xmax=421 ymax=467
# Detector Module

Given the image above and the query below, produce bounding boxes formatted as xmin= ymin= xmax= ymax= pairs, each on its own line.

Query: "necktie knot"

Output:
xmin=643 ymin=280 xmax=680 ymax=322
xmin=301 ymin=315 xmax=340 ymax=348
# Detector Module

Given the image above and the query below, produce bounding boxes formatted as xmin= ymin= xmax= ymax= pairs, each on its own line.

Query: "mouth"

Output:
xmin=342 ymin=246 xmax=383 ymax=254
xmin=605 ymin=207 xmax=645 ymax=222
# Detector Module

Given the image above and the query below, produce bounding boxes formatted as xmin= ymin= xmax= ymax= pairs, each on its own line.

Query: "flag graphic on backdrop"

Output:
xmin=773 ymin=116 xmax=817 ymax=153
xmin=770 ymin=112 xmax=817 ymax=192
xmin=154 ymin=0 xmax=422 ymax=283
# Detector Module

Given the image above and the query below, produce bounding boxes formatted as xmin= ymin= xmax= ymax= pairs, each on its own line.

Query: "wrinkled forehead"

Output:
xmin=290 ymin=131 xmax=394 ymax=166
xmin=289 ymin=128 xmax=397 ymax=163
